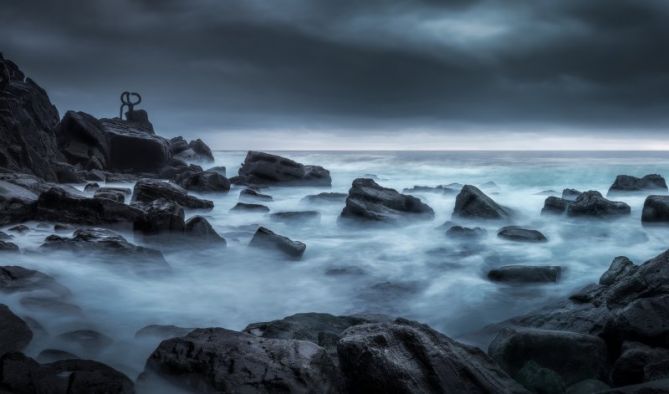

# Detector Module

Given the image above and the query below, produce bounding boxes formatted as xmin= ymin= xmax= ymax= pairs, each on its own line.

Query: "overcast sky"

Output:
xmin=2 ymin=0 xmax=668 ymax=149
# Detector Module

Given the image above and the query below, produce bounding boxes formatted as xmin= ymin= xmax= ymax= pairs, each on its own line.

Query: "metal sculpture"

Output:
xmin=119 ymin=91 xmax=142 ymax=119
xmin=0 ymin=62 xmax=9 ymax=91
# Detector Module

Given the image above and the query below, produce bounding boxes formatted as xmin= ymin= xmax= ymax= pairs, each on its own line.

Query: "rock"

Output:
xmin=541 ymin=196 xmax=571 ymax=215
xmin=83 ymin=182 xmax=100 ymax=192
xmin=168 ymin=136 xmax=189 ymax=155
xmin=599 ymin=256 xmax=636 ymax=286
xmin=453 ymin=185 xmax=511 ymax=220
xmin=514 ymin=360 xmax=566 ymax=394
xmin=135 ymin=324 xmax=193 ymax=339
xmin=35 ymin=187 xmax=143 ymax=225
xmin=249 ymin=226 xmax=306 ymax=258
xmin=566 ymin=379 xmax=610 ymax=394
xmin=8 ymin=224 xmax=29 ymax=233
xmin=125 ymin=108 xmax=154 ymax=133
xmin=642 ymin=195 xmax=669 ymax=224
xmin=36 ymin=349 xmax=80 ymax=363
xmin=567 ymin=191 xmax=631 ymax=218
xmin=240 ymin=188 xmax=273 ymax=202
xmin=158 ymin=162 xmax=203 ymax=180
xmin=20 ymin=296 xmax=82 ymax=316
xmin=340 ymin=178 xmax=434 ymax=224
xmin=231 ymin=202 xmax=270 ymax=212
xmin=488 ymin=265 xmax=561 ymax=283
xmin=142 ymin=327 xmax=340 ymax=394
xmin=184 ymin=216 xmax=226 ymax=244
xmin=40 ymin=228 xmax=170 ymax=273
xmin=0 ymin=304 xmax=32 ymax=356
xmin=93 ymin=189 xmax=125 ymax=203
xmin=132 ymin=178 xmax=213 ymax=210
xmin=207 ymin=166 xmax=226 ymax=176
xmin=611 ymin=342 xmax=669 ymax=386
xmin=596 ymin=379 xmax=669 ymax=393
xmin=302 ymin=192 xmax=347 ymax=204
xmin=236 ymin=151 xmax=331 ymax=186
xmin=0 ymin=179 xmax=38 ymax=225
xmin=0 ymin=265 xmax=70 ymax=297
xmin=132 ymin=198 xmax=185 ymax=235
xmin=337 ymin=318 xmax=527 ymax=394
xmin=562 ymin=188 xmax=582 ymax=201
xmin=402 ymin=185 xmax=458 ymax=194
xmin=0 ymin=55 xmax=63 ymax=181
xmin=608 ymin=174 xmax=668 ymax=195
xmin=270 ymin=210 xmax=321 ymax=223
xmin=54 ymin=223 xmax=74 ymax=232
xmin=0 ymin=240 xmax=18 ymax=252
xmin=175 ymin=169 xmax=230 ymax=192
xmin=497 ymin=226 xmax=547 ymax=243
xmin=446 ymin=225 xmax=487 ymax=239
xmin=607 ymin=295 xmax=669 ymax=347
xmin=0 ymin=231 xmax=10 ymax=240
xmin=97 ymin=186 xmax=131 ymax=196
xmin=173 ymin=138 xmax=214 ymax=162
xmin=488 ymin=327 xmax=608 ymax=386
xmin=57 ymin=329 xmax=113 ymax=354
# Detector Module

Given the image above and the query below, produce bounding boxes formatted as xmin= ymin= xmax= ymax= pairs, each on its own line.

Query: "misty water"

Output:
xmin=4 ymin=150 xmax=669 ymax=382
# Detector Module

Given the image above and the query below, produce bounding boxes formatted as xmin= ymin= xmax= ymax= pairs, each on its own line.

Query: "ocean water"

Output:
xmin=4 ymin=150 xmax=669 ymax=381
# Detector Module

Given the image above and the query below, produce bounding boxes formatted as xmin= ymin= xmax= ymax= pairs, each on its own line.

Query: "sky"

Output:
xmin=1 ymin=0 xmax=668 ymax=150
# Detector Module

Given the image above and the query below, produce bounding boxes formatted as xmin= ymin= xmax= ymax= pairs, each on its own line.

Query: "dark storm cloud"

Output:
xmin=1 ymin=0 xmax=668 ymax=138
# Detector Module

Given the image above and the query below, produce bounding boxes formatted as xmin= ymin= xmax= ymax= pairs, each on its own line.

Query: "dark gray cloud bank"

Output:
xmin=2 ymin=0 xmax=668 ymax=148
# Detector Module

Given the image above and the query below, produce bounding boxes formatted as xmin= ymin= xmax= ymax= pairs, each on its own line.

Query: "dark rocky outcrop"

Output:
xmin=562 ymin=189 xmax=582 ymax=201
xmin=0 ymin=240 xmax=18 ymax=252
xmin=567 ymin=191 xmax=631 ymax=218
xmin=132 ymin=178 xmax=213 ymax=210
xmin=184 ymin=216 xmax=226 ymax=244
xmin=270 ymin=210 xmax=321 ymax=223
xmin=608 ymin=174 xmax=668 ymax=196
xmin=132 ymin=198 xmax=185 ymax=235
xmin=339 ymin=178 xmax=434 ymax=224
xmin=207 ymin=166 xmax=226 ymax=176
xmin=497 ymin=226 xmax=547 ymax=243
xmin=0 ymin=265 xmax=70 ymax=297
xmin=641 ymin=195 xmax=669 ymax=224
xmin=0 ymin=178 xmax=39 ymax=225
xmin=488 ymin=266 xmax=562 ymax=283
xmin=239 ymin=188 xmax=273 ymax=202
xmin=230 ymin=202 xmax=270 ymax=213
xmin=235 ymin=151 xmax=331 ymax=186
xmin=35 ymin=187 xmax=143 ymax=225
xmin=446 ymin=225 xmax=487 ymax=240
xmin=142 ymin=327 xmax=341 ymax=394
xmin=610 ymin=342 xmax=669 ymax=386
xmin=174 ymin=169 xmax=230 ymax=192
xmin=93 ymin=189 xmax=125 ymax=203
xmin=337 ymin=318 xmax=527 ymax=394
xmin=0 ymin=304 xmax=32 ymax=356
xmin=249 ymin=226 xmax=306 ymax=258
xmin=301 ymin=192 xmax=347 ymax=204
xmin=541 ymin=196 xmax=571 ymax=215
xmin=453 ymin=185 xmax=511 ymax=220
xmin=170 ymin=137 xmax=214 ymax=162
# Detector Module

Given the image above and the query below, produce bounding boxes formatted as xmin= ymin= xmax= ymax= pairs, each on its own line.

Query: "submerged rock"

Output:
xmin=83 ymin=182 xmax=100 ymax=192
xmin=0 ymin=304 xmax=32 ymax=356
xmin=0 ymin=240 xmax=18 ymax=252
xmin=132 ymin=198 xmax=185 ymax=235
xmin=132 ymin=178 xmax=213 ymax=210
xmin=541 ymin=196 xmax=571 ymax=215
xmin=135 ymin=324 xmax=193 ymax=339
xmin=184 ymin=215 xmax=226 ymax=244
xmin=340 ymin=178 xmax=434 ymax=224
xmin=36 ymin=349 xmax=80 ymax=363
xmin=562 ymin=188 xmax=582 ymax=201
xmin=249 ymin=226 xmax=306 ymax=258
xmin=0 ymin=265 xmax=70 ymax=297
xmin=302 ymin=192 xmax=348 ymax=204
xmin=235 ymin=151 xmax=332 ymax=186
xmin=239 ymin=188 xmax=273 ymax=202
xmin=446 ymin=225 xmax=487 ymax=240
xmin=175 ymin=169 xmax=230 ymax=192
xmin=488 ymin=265 xmax=561 ymax=283
xmin=231 ymin=202 xmax=270 ymax=213
xmin=402 ymin=185 xmax=458 ymax=194
xmin=641 ymin=195 xmax=669 ymax=224
xmin=497 ymin=226 xmax=547 ymax=243
xmin=608 ymin=174 xmax=668 ymax=196
xmin=453 ymin=185 xmax=511 ymax=220
xmin=270 ymin=210 xmax=321 ymax=223
xmin=566 ymin=191 xmax=630 ymax=218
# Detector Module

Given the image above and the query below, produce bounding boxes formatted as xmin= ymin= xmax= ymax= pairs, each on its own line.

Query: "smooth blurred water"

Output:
xmin=3 ymin=150 xmax=669 ymax=381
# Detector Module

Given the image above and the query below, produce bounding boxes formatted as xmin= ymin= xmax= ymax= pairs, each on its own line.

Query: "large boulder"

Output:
xmin=541 ymin=196 xmax=571 ymax=215
xmin=174 ymin=169 xmax=230 ymax=192
xmin=184 ymin=215 xmax=226 ymax=244
xmin=566 ymin=191 xmax=630 ymax=218
xmin=497 ymin=226 xmax=547 ymax=243
xmin=337 ymin=318 xmax=527 ymax=394
xmin=641 ymin=195 xmax=669 ymax=224
xmin=0 ymin=178 xmax=38 ymax=225
xmin=488 ymin=327 xmax=608 ymax=387
xmin=339 ymin=178 xmax=434 ymax=224
xmin=608 ymin=174 xmax=668 ymax=196
xmin=171 ymin=137 xmax=214 ymax=162
xmin=132 ymin=178 xmax=214 ymax=210
xmin=249 ymin=226 xmax=306 ymax=258
xmin=35 ymin=187 xmax=143 ymax=225
xmin=0 ymin=54 xmax=64 ymax=181
xmin=132 ymin=198 xmax=185 ymax=235
xmin=0 ymin=305 xmax=32 ymax=356
xmin=611 ymin=342 xmax=669 ymax=386
xmin=453 ymin=185 xmax=511 ymax=220
xmin=236 ymin=151 xmax=331 ymax=186
xmin=142 ymin=327 xmax=341 ymax=393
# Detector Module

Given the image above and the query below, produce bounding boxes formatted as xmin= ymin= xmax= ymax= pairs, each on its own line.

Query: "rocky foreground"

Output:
xmin=3 ymin=54 xmax=669 ymax=393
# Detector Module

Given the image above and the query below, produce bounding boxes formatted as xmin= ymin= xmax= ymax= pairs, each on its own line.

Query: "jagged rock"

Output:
xmin=445 ymin=225 xmax=487 ymax=239
xmin=542 ymin=196 xmax=571 ymax=215
xmin=566 ymin=191 xmax=631 ymax=218
xmin=35 ymin=187 xmax=143 ymax=225
xmin=488 ymin=327 xmax=608 ymax=387
xmin=135 ymin=324 xmax=193 ymax=339
xmin=599 ymin=256 xmax=636 ymax=286
xmin=231 ymin=202 xmax=270 ymax=212
xmin=488 ymin=266 xmax=561 ymax=283
xmin=337 ymin=318 xmax=527 ymax=394
xmin=402 ymin=185 xmax=458 ymax=194
xmin=124 ymin=108 xmax=154 ymax=133
xmin=36 ymin=349 xmax=80 ymax=363
xmin=0 ymin=304 xmax=32 ymax=356
xmin=608 ymin=174 xmax=668 ymax=195
xmin=453 ymin=185 xmax=511 ymax=220
xmin=0 ymin=266 xmax=70 ymax=297
xmin=562 ymin=188 xmax=582 ymax=201
xmin=340 ymin=178 xmax=434 ymax=224
xmin=158 ymin=161 xmax=203 ymax=181
xmin=175 ymin=169 xmax=230 ymax=192
xmin=497 ymin=226 xmax=547 ymax=243
xmin=93 ymin=189 xmax=124 ymax=203
xmin=40 ymin=228 xmax=169 ymax=272
xmin=270 ymin=210 xmax=320 ymax=223
xmin=239 ymin=188 xmax=273 ymax=202
xmin=0 ymin=55 xmax=63 ymax=181
xmin=249 ymin=226 xmax=306 ymax=258
xmin=611 ymin=342 xmax=669 ymax=386
xmin=207 ymin=166 xmax=226 ymax=176
xmin=133 ymin=198 xmax=185 ymax=235
xmin=642 ymin=195 xmax=669 ymax=224
xmin=0 ymin=240 xmax=18 ymax=252
xmin=184 ymin=215 xmax=226 ymax=244
xmin=83 ymin=182 xmax=100 ymax=192
xmin=236 ymin=151 xmax=331 ymax=186
xmin=168 ymin=136 xmax=189 ymax=155
xmin=142 ymin=327 xmax=340 ymax=394
xmin=301 ymin=192 xmax=347 ymax=204
xmin=172 ymin=138 xmax=214 ymax=162
xmin=0 ymin=179 xmax=38 ymax=225
xmin=132 ymin=178 xmax=213 ymax=210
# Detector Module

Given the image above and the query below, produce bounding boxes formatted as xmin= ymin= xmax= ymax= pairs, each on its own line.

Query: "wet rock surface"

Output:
xmin=488 ymin=265 xmax=562 ymax=283
xmin=446 ymin=225 xmax=487 ymax=239
xmin=174 ymin=169 xmax=230 ymax=192
xmin=235 ymin=151 xmax=332 ymax=186
xmin=497 ymin=226 xmax=548 ymax=243
xmin=453 ymin=185 xmax=511 ymax=220
xmin=249 ymin=226 xmax=306 ymax=258
xmin=132 ymin=178 xmax=214 ymax=210
xmin=231 ymin=202 xmax=270 ymax=212
xmin=566 ymin=191 xmax=631 ymax=218
xmin=302 ymin=192 xmax=347 ymax=204
xmin=239 ymin=188 xmax=273 ymax=202
xmin=641 ymin=195 xmax=669 ymax=224
xmin=608 ymin=174 xmax=667 ymax=195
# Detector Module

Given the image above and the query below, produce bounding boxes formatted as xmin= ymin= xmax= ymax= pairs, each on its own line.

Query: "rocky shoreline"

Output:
xmin=3 ymin=54 xmax=669 ymax=393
